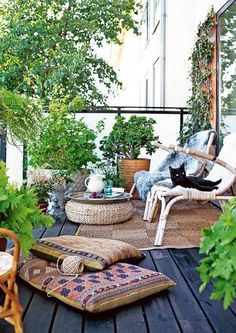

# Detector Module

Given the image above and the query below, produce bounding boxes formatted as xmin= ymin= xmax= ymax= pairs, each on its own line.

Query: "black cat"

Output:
xmin=169 ymin=163 xmax=221 ymax=191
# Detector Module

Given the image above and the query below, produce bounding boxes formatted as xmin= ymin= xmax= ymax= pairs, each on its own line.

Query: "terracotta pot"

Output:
xmin=0 ymin=237 xmax=7 ymax=251
xmin=38 ymin=201 xmax=49 ymax=214
xmin=119 ymin=158 xmax=151 ymax=197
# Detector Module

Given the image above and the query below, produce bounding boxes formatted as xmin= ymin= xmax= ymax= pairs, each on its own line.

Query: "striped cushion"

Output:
xmin=31 ymin=235 xmax=144 ymax=271
xmin=19 ymin=259 xmax=175 ymax=313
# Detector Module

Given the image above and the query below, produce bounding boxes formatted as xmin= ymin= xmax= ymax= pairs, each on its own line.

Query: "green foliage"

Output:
xmin=0 ymin=0 xmax=141 ymax=105
xmin=198 ymin=198 xmax=236 ymax=309
xmin=93 ymin=160 xmax=125 ymax=187
xmin=0 ymin=88 xmax=42 ymax=144
xmin=179 ymin=8 xmax=215 ymax=145
xmin=27 ymin=99 xmax=98 ymax=178
xmin=100 ymin=115 xmax=159 ymax=160
xmin=0 ymin=161 xmax=54 ymax=257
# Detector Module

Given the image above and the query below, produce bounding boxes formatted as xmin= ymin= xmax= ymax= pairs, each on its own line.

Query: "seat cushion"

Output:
xmin=31 ymin=235 xmax=144 ymax=271
xmin=19 ymin=259 xmax=175 ymax=313
xmin=135 ymin=130 xmax=216 ymax=201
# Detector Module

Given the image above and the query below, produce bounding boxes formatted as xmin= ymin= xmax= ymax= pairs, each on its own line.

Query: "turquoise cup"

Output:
xmin=104 ymin=180 xmax=113 ymax=196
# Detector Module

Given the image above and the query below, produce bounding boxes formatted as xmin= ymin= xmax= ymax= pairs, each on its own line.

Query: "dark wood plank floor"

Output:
xmin=1 ymin=210 xmax=236 ymax=333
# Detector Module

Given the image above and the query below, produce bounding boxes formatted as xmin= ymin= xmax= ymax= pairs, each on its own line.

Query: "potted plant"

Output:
xmin=0 ymin=161 xmax=54 ymax=257
xmin=27 ymin=98 xmax=99 ymax=205
xmin=99 ymin=115 xmax=159 ymax=192
xmin=28 ymin=168 xmax=53 ymax=213
xmin=92 ymin=160 xmax=125 ymax=188
xmin=197 ymin=197 xmax=236 ymax=309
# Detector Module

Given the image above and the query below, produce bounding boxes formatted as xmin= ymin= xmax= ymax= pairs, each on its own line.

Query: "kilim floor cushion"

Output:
xmin=19 ymin=258 xmax=175 ymax=313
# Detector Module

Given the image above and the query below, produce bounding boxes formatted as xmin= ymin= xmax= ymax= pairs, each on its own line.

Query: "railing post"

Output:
xmin=0 ymin=132 xmax=7 ymax=162
xmin=179 ymin=107 xmax=184 ymax=134
xmin=22 ymin=145 xmax=28 ymax=182
xmin=117 ymin=107 xmax=121 ymax=116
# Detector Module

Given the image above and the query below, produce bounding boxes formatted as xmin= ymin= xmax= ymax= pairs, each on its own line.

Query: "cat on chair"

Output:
xmin=169 ymin=163 xmax=221 ymax=191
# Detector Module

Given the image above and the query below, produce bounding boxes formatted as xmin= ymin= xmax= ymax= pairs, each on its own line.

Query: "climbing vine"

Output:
xmin=179 ymin=8 xmax=215 ymax=145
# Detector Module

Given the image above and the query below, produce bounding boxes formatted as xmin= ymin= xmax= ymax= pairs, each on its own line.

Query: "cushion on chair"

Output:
xmin=18 ymin=259 xmax=175 ymax=313
xmin=135 ymin=130 xmax=216 ymax=201
xmin=31 ymin=235 xmax=145 ymax=271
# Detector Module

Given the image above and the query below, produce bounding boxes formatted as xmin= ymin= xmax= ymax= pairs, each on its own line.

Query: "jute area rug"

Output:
xmin=76 ymin=200 xmax=221 ymax=250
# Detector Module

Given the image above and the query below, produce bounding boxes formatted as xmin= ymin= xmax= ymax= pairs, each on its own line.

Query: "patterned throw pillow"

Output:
xmin=31 ymin=235 xmax=145 ymax=271
xmin=19 ymin=258 xmax=175 ymax=313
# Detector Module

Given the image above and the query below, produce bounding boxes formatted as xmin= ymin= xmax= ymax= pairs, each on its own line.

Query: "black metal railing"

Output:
xmin=76 ymin=106 xmax=189 ymax=133
xmin=21 ymin=106 xmax=189 ymax=179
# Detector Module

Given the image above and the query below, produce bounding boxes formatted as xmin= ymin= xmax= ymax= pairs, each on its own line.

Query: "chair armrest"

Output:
xmin=154 ymin=142 xmax=176 ymax=154
xmin=168 ymin=145 xmax=236 ymax=176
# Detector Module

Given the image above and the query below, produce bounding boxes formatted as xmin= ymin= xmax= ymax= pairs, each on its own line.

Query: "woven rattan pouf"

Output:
xmin=65 ymin=200 xmax=133 ymax=225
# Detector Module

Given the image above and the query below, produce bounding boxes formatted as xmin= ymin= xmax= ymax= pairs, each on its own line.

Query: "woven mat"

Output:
xmin=76 ymin=200 xmax=221 ymax=250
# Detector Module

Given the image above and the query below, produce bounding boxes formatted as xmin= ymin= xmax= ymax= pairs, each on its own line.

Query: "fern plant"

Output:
xmin=0 ymin=161 xmax=54 ymax=257
xmin=198 ymin=197 xmax=236 ymax=309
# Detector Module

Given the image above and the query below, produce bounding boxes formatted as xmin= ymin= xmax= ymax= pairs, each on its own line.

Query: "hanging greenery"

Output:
xmin=179 ymin=8 xmax=215 ymax=145
xmin=0 ymin=88 xmax=43 ymax=144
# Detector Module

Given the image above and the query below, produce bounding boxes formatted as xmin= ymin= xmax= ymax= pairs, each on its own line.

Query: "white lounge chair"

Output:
xmin=152 ymin=132 xmax=236 ymax=246
xmin=140 ymin=130 xmax=216 ymax=221
xmin=132 ymin=130 xmax=216 ymax=204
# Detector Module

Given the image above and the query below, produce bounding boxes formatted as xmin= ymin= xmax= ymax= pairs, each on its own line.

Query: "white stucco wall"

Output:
xmin=110 ymin=0 xmax=227 ymax=108
xmin=165 ymin=0 xmax=197 ymax=107
xmin=6 ymin=140 xmax=23 ymax=185
xmin=5 ymin=0 xmax=229 ymax=184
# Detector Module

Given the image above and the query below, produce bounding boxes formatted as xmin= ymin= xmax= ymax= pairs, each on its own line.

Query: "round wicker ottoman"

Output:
xmin=65 ymin=192 xmax=133 ymax=225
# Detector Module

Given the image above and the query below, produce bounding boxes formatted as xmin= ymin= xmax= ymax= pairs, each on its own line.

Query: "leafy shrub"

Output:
xmin=198 ymin=198 xmax=236 ymax=309
xmin=100 ymin=115 xmax=159 ymax=160
xmin=0 ymin=162 xmax=54 ymax=257
xmin=27 ymin=99 xmax=98 ymax=178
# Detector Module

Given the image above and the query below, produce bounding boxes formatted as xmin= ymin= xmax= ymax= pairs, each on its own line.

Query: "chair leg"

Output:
xmin=152 ymin=201 xmax=160 ymax=221
xmin=154 ymin=196 xmax=167 ymax=245
xmin=143 ymin=191 xmax=151 ymax=220
xmin=219 ymin=199 xmax=228 ymax=212
xmin=146 ymin=192 xmax=155 ymax=221
xmin=155 ymin=215 xmax=166 ymax=246
xmin=13 ymin=312 xmax=23 ymax=333
xmin=130 ymin=183 xmax=136 ymax=195
xmin=1 ymin=283 xmax=23 ymax=333
xmin=11 ymin=283 xmax=23 ymax=333
xmin=148 ymin=192 xmax=159 ymax=223
xmin=154 ymin=195 xmax=184 ymax=246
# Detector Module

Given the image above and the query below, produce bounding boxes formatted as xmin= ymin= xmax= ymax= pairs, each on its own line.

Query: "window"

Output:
xmin=153 ymin=0 xmax=160 ymax=31
xmin=145 ymin=75 xmax=150 ymax=106
xmin=153 ymin=58 xmax=160 ymax=106
xmin=217 ymin=0 xmax=236 ymax=135
xmin=144 ymin=1 xmax=151 ymax=42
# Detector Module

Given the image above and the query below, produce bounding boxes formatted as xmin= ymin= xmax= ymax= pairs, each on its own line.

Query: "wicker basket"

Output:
xmin=65 ymin=200 xmax=133 ymax=225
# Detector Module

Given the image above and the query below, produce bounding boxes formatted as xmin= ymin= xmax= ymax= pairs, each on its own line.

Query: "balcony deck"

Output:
xmin=1 ymin=208 xmax=236 ymax=333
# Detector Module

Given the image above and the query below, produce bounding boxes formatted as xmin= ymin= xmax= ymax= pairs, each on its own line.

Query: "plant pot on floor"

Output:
xmin=38 ymin=201 xmax=49 ymax=214
xmin=119 ymin=158 xmax=150 ymax=197
xmin=0 ymin=237 xmax=7 ymax=252
xmin=65 ymin=170 xmax=89 ymax=198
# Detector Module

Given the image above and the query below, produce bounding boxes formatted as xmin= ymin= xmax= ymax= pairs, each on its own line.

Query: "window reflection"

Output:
xmin=218 ymin=2 xmax=236 ymax=134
